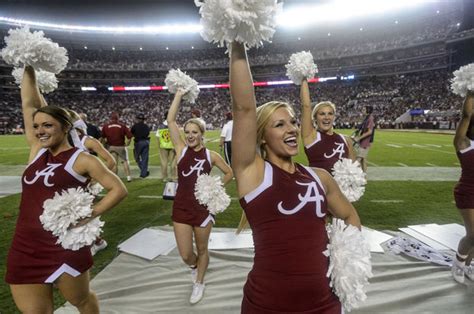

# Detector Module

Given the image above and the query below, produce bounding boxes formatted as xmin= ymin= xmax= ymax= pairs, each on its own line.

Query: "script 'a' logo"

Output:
xmin=182 ymin=158 xmax=206 ymax=177
xmin=324 ymin=142 xmax=345 ymax=159
xmin=277 ymin=181 xmax=325 ymax=217
xmin=24 ymin=163 xmax=62 ymax=187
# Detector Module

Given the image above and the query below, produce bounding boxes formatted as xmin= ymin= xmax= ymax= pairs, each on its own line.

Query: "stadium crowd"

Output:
xmin=0 ymin=68 xmax=463 ymax=134
xmin=0 ymin=7 xmax=467 ymax=134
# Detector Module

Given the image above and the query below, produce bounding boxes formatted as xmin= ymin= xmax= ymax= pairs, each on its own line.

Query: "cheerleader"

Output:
xmin=167 ymin=88 xmax=233 ymax=304
xmin=5 ymin=66 xmax=127 ymax=313
xmin=452 ymin=91 xmax=474 ymax=283
xmin=300 ymin=79 xmax=355 ymax=173
xmin=230 ymin=41 xmax=360 ymax=313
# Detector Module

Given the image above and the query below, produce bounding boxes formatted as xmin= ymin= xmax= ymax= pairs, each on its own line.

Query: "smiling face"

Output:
xmin=313 ymin=104 xmax=335 ymax=133
xmin=262 ymin=107 xmax=300 ymax=160
xmin=184 ymin=121 xmax=203 ymax=149
xmin=33 ymin=112 xmax=68 ymax=149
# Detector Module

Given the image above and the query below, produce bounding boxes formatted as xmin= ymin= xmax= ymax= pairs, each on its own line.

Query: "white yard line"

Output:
xmin=397 ymin=163 xmax=409 ymax=167
xmin=370 ymin=199 xmax=404 ymax=203
xmin=426 ymin=163 xmax=437 ymax=167
xmin=388 ymin=142 xmax=455 ymax=155
xmin=386 ymin=144 xmax=402 ymax=148
xmin=417 ymin=147 xmax=455 ymax=155
xmin=367 ymin=161 xmax=379 ymax=167
xmin=426 ymin=144 xmax=442 ymax=148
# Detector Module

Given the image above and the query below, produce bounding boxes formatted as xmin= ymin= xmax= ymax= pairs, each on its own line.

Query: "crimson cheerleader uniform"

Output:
xmin=6 ymin=147 xmax=92 ymax=284
xmin=304 ymin=131 xmax=350 ymax=174
xmin=172 ymin=146 xmax=214 ymax=227
xmin=454 ymin=140 xmax=474 ymax=209
xmin=240 ymin=161 xmax=342 ymax=313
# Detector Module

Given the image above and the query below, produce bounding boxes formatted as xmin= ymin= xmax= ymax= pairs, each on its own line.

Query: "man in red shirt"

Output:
xmin=101 ymin=112 xmax=133 ymax=182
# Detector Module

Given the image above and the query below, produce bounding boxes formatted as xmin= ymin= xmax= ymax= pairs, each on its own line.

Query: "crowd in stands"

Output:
xmin=0 ymin=68 xmax=463 ymax=135
xmin=0 ymin=6 xmax=468 ymax=134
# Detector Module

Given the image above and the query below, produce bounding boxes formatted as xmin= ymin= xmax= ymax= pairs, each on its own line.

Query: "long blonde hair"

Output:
xmin=255 ymin=101 xmax=295 ymax=158
xmin=236 ymin=101 xmax=294 ymax=234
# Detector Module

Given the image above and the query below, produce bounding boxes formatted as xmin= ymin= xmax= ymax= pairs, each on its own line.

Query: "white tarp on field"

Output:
xmin=55 ymin=227 xmax=472 ymax=314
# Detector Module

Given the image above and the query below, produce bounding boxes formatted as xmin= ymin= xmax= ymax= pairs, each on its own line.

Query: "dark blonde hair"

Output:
xmin=33 ymin=106 xmax=73 ymax=131
xmin=311 ymin=101 xmax=336 ymax=120
xmin=184 ymin=118 xmax=206 ymax=134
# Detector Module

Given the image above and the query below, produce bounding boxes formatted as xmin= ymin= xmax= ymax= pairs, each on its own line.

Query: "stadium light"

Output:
xmin=277 ymin=0 xmax=435 ymax=28
xmin=81 ymin=87 xmax=97 ymax=91
xmin=0 ymin=16 xmax=202 ymax=34
xmin=0 ymin=1 xmax=438 ymax=34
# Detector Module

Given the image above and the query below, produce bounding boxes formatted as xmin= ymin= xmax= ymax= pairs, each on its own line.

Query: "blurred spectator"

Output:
xmin=101 ymin=112 xmax=133 ymax=182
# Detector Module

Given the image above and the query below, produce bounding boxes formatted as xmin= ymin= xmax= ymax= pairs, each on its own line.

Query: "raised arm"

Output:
xmin=300 ymin=79 xmax=316 ymax=146
xmin=454 ymin=92 xmax=473 ymax=151
xmin=21 ymin=66 xmax=44 ymax=151
xmin=229 ymin=42 xmax=264 ymax=187
xmin=167 ymin=89 xmax=186 ymax=155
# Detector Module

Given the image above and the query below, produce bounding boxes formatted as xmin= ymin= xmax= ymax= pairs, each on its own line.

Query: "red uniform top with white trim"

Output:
xmin=6 ymin=147 xmax=93 ymax=284
xmin=172 ymin=147 xmax=214 ymax=226
xmin=304 ymin=131 xmax=350 ymax=173
xmin=454 ymin=140 xmax=474 ymax=209
xmin=239 ymin=161 xmax=341 ymax=313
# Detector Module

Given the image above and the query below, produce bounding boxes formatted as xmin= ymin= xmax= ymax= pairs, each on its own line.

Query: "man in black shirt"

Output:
xmin=131 ymin=113 xmax=151 ymax=178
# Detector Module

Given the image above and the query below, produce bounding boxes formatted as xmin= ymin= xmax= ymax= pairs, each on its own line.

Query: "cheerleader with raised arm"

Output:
xmin=300 ymin=79 xmax=356 ymax=173
xmin=5 ymin=66 xmax=127 ymax=314
xmin=230 ymin=41 xmax=361 ymax=313
xmin=167 ymin=88 xmax=233 ymax=304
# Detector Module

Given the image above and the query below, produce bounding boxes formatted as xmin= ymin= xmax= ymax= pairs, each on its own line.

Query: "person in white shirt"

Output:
xmin=220 ymin=112 xmax=233 ymax=165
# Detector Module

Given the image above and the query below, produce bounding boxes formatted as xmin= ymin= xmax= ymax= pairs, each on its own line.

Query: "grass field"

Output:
xmin=0 ymin=129 xmax=463 ymax=312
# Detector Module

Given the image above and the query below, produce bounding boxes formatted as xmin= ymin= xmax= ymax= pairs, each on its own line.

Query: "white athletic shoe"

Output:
xmin=464 ymin=265 xmax=474 ymax=281
xmin=91 ymin=240 xmax=108 ymax=256
xmin=452 ymin=263 xmax=465 ymax=284
xmin=190 ymin=267 xmax=198 ymax=283
xmin=190 ymin=282 xmax=205 ymax=304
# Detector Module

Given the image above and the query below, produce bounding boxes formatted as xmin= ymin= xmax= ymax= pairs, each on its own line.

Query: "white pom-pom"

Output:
xmin=195 ymin=0 xmax=282 ymax=48
xmin=87 ymin=182 xmax=104 ymax=196
xmin=194 ymin=174 xmax=231 ymax=215
xmin=164 ymin=69 xmax=200 ymax=104
xmin=58 ymin=217 xmax=105 ymax=251
xmin=451 ymin=63 xmax=474 ymax=97
xmin=12 ymin=67 xmax=58 ymax=94
xmin=332 ymin=158 xmax=366 ymax=202
xmin=1 ymin=27 xmax=68 ymax=73
xmin=285 ymin=51 xmax=318 ymax=85
xmin=323 ymin=219 xmax=372 ymax=312
xmin=40 ymin=187 xmax=104 ymax=251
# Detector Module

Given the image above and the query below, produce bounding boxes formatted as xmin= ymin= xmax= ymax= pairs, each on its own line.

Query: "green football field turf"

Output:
xmin=0 ymin=130 xmax=463 ymax=311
